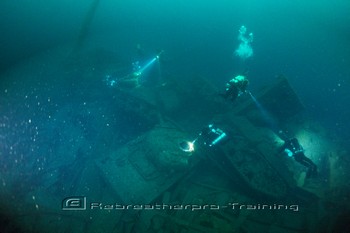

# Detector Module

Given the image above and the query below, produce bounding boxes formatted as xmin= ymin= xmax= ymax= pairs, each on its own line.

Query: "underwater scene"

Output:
xmin=1 ymin=0 xmax=350 ymax=232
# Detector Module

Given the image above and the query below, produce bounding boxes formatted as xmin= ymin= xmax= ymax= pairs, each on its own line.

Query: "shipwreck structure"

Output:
xmin=6 ymin=74 xmax=348 ymax=233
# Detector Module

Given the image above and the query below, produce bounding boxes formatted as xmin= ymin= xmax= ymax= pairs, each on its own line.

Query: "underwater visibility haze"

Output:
xmin=0 ymin=0 xmax=350 ymax=232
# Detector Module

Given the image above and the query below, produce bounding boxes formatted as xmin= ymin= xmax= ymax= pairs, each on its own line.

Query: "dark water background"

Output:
xmin=0 ymin=1 xmax=349 ymax=231
xmin=1 ymin=0 xmax=349 ymax=142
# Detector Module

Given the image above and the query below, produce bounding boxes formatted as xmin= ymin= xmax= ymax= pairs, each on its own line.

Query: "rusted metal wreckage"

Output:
xmin=19 ymin=75 xmax=335 ymax=232
xmin=90 ymin=75 xmax=321 ymax=232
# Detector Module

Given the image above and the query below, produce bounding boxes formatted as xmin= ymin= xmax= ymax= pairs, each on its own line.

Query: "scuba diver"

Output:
xmin=104 ymin=50 xmax=164 ymax=89
xmin=119 ymin=71 xmax=142 ymax=88
xmin=179 ymin=124 xmax=227 ymax=153
xmin=199 ymin=124 xmax=227 ymax=147
xmin=103 ymin=63 xmax=142 ymax=88
xmin=279 ymin=137 xmax=318 ymax=178
xmin=221 ymin=75 xmax=249 ymax=102
xmin=104 ymin=69 xmax=142 ymax=89
xmin=115 ymin=61 xmax=144 ymax=88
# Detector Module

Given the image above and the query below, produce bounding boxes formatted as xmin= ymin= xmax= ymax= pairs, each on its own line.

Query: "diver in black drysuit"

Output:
xmin=221 ymin=75 xmax=249 ymax=102
xmin=279 ymin=137 xmax=318 ymax=178
xmin=179 ymin=124 xmax=228 ymax=153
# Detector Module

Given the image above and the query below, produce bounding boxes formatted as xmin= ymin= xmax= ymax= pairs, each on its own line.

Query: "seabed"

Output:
xmin=0 ymin=48 xmax=349 ymax=233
